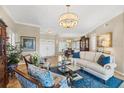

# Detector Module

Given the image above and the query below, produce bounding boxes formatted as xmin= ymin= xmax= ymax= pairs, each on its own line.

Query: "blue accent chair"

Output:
xmin=14 ymin=67 xmax=69 ymax=88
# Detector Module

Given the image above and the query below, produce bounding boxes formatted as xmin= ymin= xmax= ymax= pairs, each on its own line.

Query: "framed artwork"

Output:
xmin=21 ymin=36 xmax=36 ymax=51
xmin=97 ymin=32 xmax=112 ymax=47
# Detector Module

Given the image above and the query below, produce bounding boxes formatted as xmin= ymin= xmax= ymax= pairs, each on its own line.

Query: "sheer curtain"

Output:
xmin=58 ymin=40 xmax=67 ymax=52
xmin=7 ymin=28 xmax=16 ymax=46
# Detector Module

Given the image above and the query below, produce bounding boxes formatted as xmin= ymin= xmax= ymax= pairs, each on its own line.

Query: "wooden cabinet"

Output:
xmin=80 ymin=36 xmax=89 ymax=51
xmin=0 ymin=19 xmax=8 ymax=88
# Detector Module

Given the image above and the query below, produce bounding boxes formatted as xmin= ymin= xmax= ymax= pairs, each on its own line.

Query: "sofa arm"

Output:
xmin=14 ymin=68 xmax=42 ymax=88
xmin=104 ymin=63 xmax=117 ymax=70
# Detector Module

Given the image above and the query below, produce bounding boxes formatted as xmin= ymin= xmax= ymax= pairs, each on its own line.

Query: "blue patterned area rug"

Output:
xmin=50 ymin=67 xmax=123 ymax=88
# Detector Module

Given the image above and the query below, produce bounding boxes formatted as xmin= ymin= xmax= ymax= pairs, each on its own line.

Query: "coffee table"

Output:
xmin=57 ymin=61 xmax=71 ymax=74
xmin=66 ymin=64 xmax=83 ymax=81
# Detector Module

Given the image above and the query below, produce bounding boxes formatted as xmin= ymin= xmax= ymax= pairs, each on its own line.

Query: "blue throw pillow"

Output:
xmin=97 ymin=56 xmax=110 ymax=66
xmin=35 ymin=70 xmax=54 ymax=88
xmin=102 ymin=56 xmax=110 ymax=66
xmin=97 ymin=55 xmax=105 ymax=66
xmin=28 ymin=64 xmax=54 ymax=87
xmin=73 ymin=52 xmax=80 ymax=58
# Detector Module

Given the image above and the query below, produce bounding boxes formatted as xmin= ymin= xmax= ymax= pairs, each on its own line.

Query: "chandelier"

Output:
xmin=59 ymin=5 xmax=78 ymax=28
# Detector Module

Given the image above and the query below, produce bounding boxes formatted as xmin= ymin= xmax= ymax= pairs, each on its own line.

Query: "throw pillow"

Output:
xmin=28 ymin=64 xmax=54 ymax=88
xmin=102 ymin=56 xmax=110 ymax=66
xmin=35 ymin=70 xmax=54 ymax=88
xmin=97 ymin=55 xmax=105 ymax=66
xmin=97 ymin=55 xmax=110 ymax=66
xmin=73 ymin=52 xmax=80 ymax=58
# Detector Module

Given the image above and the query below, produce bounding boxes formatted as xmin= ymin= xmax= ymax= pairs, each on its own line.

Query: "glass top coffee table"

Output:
xmin=58 ymin=61 xmax=83 ymax=81
xmin=57 ymin=55 xmax=83 ymax=87
xmin=57 ymin=61 xmax=71 ymax=74
xmin=66 ymin=64 xmax=83 ymax=81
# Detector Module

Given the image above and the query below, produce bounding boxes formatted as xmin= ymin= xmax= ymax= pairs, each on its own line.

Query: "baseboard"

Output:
xmin=115 ymin=70 xmax=124 ymax=76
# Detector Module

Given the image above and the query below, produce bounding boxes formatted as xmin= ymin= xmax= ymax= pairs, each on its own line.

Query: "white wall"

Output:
xmin=88 ymin=13 xmax=124 ymax=74
xmin=89 ymin=33 xmax=97 ymax=51
xmin=0 ymin=6 xmax=42 ymax=56
xmin=0 ymin=7 xmax=16 ymax=32
xmin=0 ymin=6 xmax=16 ymax=44
xmin=15 ymin=23 xmax=40 ymax=55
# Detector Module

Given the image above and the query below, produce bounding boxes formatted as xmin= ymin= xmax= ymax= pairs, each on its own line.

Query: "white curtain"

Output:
xmin=72 ymin=41 xmax=80 ymax=50
xmin=58 ymin=40 xmax=67 ymax=52
xmin=7 ymin=28 xmax=16 ymax=46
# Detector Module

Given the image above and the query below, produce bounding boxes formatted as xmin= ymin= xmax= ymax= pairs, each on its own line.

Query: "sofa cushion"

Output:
xmin=84 ymin=62 xmax=110 ymax=75
xmin=86 ymin=62 xmax=110 ymax=75
xmin=76 ymin=59 xmax=111 ymax=75
xmin=84 ymin=52 xmax=96 ymax=62
xmin=80 ymin=52 xmax=86 ymax=59
xmin=73 ymin=52 xmax=80 ymax=58
xmin=28 ymin=64 xmax=54 ymax=88
xmin=76 ymin=59 xmax=91 ymax=67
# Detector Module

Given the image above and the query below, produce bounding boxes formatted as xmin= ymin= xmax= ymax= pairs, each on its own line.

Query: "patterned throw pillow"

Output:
xmin=35 ymin=70 xmax=54 ymax=88
xmin=28 ymin=64 xmax=54 ymax=88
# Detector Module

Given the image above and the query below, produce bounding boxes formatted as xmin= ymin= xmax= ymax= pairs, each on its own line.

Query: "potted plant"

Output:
xmin=7 ymin=43 xmax=22 ymax=73
xmin=32 ymin=53 xmax=40 ymax=66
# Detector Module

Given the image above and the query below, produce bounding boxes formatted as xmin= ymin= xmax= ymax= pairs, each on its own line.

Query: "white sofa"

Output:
xmin=74 ymin=51 xmax=117 ymax=81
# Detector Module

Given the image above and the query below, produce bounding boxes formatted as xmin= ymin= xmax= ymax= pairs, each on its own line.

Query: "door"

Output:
xmin=40 ymin=39 xmax=55 ymax=57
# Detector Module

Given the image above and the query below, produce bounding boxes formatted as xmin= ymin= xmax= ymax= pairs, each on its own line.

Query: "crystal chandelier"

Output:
xmin=59 ymin=5 xmax=78 ymax=28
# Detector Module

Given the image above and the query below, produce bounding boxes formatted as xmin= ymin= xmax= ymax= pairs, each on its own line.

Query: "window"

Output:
xmin=7 ymin=28 xmax=16 ymax=46
xmin=72 ymin=41 xmax=80 ymax=50
xmin=58 ymin=40 xmax=67 ymax=52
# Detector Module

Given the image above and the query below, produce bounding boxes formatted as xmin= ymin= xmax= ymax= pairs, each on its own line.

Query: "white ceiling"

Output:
xmin=3 ymin=5 xmax=124 ymax=37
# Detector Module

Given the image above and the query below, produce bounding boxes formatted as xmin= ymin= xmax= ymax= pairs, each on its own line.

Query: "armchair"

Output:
xmin=14 ymin=68 xmax=63 ymax=88
xmin=14 ymin=65 xmax=69 ymax=88
xmin=23 ymin=54 xmax=33 ymax=71
xmin=14 ymin=68 xmax=42 ymax=88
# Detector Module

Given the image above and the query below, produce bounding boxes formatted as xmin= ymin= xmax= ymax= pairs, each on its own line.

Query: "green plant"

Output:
xmin=32 ymin=53 xmax=40 ymax=66
xmin=7 ymin=43 xmax=22 ymax=65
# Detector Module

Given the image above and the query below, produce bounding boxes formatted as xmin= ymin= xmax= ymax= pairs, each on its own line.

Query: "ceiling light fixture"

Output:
xmin=59 ymin=5 xmax=78 ymax=28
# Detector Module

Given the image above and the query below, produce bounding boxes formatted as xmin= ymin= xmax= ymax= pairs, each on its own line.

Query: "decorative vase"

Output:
xmin=7 ymin=63 xmax=18 ymax=73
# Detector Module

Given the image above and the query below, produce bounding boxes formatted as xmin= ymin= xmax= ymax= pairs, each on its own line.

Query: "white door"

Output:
xmin=40 ymin=39 xmax=55 ymax=57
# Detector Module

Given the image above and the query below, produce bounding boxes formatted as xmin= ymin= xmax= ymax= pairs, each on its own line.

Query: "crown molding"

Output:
xmin=1 ymin=6 xmax=40 ymax=28
xmin=84 ymin=10 xmax=124 ymax=35
xmin=15 ymin=21 xmax=40 ymax=28
xmin=1 ymin=6 xmax=16 ymax=22
xmin=1 ymin=5 xmax=124 ymax=38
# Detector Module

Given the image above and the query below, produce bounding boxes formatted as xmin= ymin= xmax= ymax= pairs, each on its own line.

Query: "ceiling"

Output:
xmin=3 ymin=5 xmax=124 ymax=37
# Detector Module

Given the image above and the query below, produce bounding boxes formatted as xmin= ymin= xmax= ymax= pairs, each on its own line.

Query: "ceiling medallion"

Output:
xmin=59 ymin=5 xmax=78 ymax=28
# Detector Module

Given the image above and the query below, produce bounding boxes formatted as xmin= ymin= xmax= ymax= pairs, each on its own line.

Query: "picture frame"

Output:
xmin=21 ymin=36 xmax=36 ymax=51
xmin=97 ymin=32 xmax=112 ymax=48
